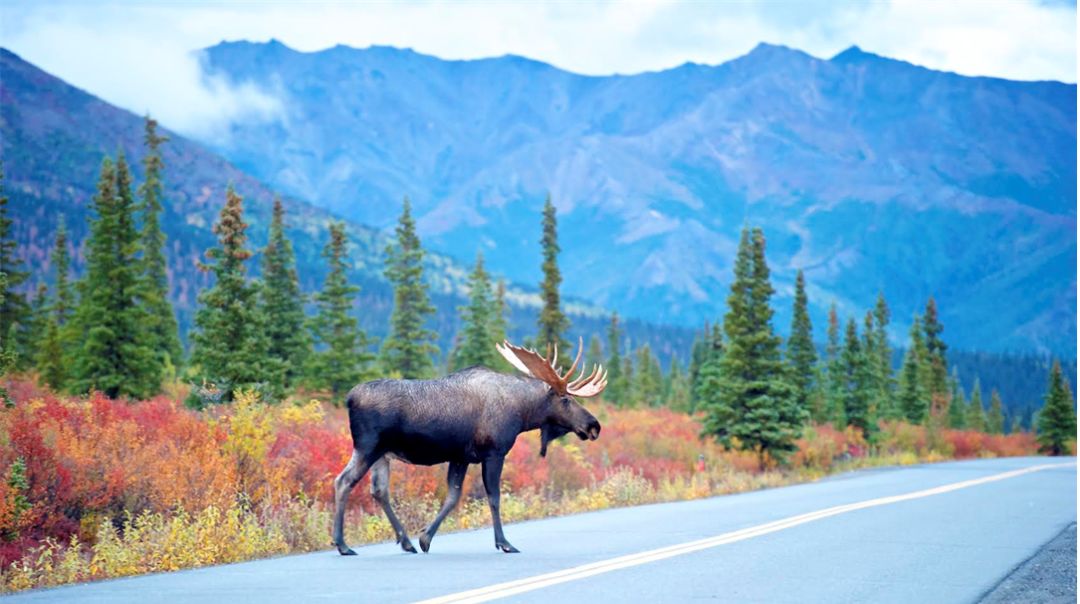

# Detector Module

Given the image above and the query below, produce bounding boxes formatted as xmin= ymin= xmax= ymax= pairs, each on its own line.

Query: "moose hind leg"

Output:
xmin=333 ymin=449 xmax=372 ymax=555
xmin=370 ymin=456 xmax=417 ymax=553
xmin=482 ymin=457 xmax=518 ymax=553
xmin=419 ymin=461 xmax=467 ymax=553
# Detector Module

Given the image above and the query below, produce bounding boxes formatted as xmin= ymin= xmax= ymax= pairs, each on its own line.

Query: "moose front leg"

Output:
xmin=482 ymin=456 xmax=518 ymax=553
xmin=370 ymin=456 xmax=417 ymax=553
xmin=333 ymin=449 xmax=372 ymax=555
xmin=418 ymin=461 xmax=467 ymax=553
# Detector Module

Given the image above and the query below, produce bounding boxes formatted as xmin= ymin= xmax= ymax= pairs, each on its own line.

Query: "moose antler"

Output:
xmin=495 ymin=337 xmax=607 ymax=398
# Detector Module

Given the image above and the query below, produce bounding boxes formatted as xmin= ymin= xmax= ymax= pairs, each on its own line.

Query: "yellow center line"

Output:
xmin=414 ymin=462 xmax=1075 ymax=604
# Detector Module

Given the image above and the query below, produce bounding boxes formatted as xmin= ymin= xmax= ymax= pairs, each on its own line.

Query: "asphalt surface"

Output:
xmin=6 ymin=457 xmax=1075 ymax=603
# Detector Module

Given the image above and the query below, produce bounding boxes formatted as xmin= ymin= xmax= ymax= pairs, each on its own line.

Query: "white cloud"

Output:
xmin=0 ymin=0 xmax=1074 ymax=141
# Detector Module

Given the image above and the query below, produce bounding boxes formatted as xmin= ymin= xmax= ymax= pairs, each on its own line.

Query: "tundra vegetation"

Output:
xmin=0 ymin=118 xmax=1074 ymax=591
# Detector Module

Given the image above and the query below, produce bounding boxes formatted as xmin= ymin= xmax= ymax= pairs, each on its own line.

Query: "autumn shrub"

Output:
xmin=0 ymin=381 xmax=1047 ymax=593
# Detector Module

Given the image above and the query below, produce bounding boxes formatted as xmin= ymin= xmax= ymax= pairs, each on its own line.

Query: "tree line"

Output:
xmin=0 ymin=118 xmax=1074 ymax=459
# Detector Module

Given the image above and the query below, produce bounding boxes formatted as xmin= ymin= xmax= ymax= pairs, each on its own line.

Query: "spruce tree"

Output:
xmin=786 ymin=269 xmax=816 ymax=418
xmin=70 ymin=155 xmax=162 ymax=398
xmin=840 ymin=318 xmax=875 ymax=438
xmin=966 ymin=378 xmax=987 ymax=432
xmin=189 ymin=186 xmax=273 ymax=402
xmin=987 ymin=389 xmax=1005 ymax=434
xmin=825 ymin=304 xmax=846 ymax=429
xmin=701 ymin=228 xmax=801 ymax=468
xmin=451 ymin=253 xmax=499 ymax=370
xmin=306 ymin=223 xmax=373 ymax=396
xmin=872 ymin=293 xmax=894 ymax=414
xmin=0 ymin=166 xmax=30 ymax=370
xmin=261 ymin=198 xmax=310 ymax=388
xmin=137 ymin=117 xmax=183 ymax=371
xmin=380 ymin=197 xmax=437 ymax=378
xmin=898 ymin=315 xmax=931 ymax=424
xmin=536 ymin=194 xmax=570 ymax=352
xmin=38 ymin=223 xmax=74 ymax=390
xmin=923 ymin=297 xmax=948 ymax=396
xmin=666 ymin=356 xmax=692 ymax=412
xmin=605 ymin=312 xmax=626 ymax=404
xmin=1037 ymin=361 xmax=1076 ymax=455
xmin=586 ymin=334 xmax=604 ymax=370
xmin=633 ymin=344 xmax=663 ymax=407
xmin=947 ymin=372 xmax=967 ymax=429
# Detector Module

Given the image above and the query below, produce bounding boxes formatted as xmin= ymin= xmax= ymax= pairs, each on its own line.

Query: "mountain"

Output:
xmin=197 ymin=40 xmax=1077 ymax=355
xmin=0 ymin=48 xmax=693 ymax=361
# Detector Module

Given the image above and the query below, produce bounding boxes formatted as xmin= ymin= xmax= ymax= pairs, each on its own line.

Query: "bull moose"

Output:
xmin=332 ymin=338 xmax=607 ymax=555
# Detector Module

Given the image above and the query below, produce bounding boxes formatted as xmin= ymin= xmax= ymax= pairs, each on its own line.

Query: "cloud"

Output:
xmin=0 ymin=0 xmax=1074 ymax=142
xmin=1 ymin=2 xmax=284 ymax=142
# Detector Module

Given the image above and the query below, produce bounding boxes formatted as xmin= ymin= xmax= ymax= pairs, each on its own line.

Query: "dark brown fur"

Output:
xmin=332 ymin=366 xmax=601 ymax=555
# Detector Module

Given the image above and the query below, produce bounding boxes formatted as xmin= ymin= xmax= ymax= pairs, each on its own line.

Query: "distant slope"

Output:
xmin=0 ymin=48 xmax=692 ymax=359
xmin=199 ymin=40 xmax=1077 ymax=354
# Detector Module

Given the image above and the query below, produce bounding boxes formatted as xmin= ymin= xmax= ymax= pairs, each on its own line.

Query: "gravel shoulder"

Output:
xmin=980 ymin=522 xmax=1077 ymax=604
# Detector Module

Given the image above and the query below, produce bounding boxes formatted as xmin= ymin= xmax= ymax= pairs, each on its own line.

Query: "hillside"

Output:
xmin=0 ymin=48 xmax=691 ymax=358
xmin=198 ymin=40 xmax=1077 ymax=354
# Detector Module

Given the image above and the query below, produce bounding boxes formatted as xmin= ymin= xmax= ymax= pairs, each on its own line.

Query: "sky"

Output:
xmin=2 ymin=0 xmax=1076 ymax=139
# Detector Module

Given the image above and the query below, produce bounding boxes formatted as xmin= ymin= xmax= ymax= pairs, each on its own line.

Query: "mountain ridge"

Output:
xmin=192 ymin=39 xmax=1075 ymax=354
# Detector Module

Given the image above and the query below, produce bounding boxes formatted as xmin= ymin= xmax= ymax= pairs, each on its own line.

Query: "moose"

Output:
xmin=332 ymin=338 xmax=606 ymax=555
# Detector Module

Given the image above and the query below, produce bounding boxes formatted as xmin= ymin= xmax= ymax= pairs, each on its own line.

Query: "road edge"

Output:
xmin=978 ymin=521 xmax=1077 ymax=603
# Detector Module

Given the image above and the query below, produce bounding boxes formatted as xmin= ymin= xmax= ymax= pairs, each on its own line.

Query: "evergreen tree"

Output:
xmin=872 ymin=293 xmax=895 ymax=416
xmin=380 ymin=197 xmax=437 ymax=378
xmin=189 ymin=186 xmax=274 ymax=401
xmin=966 ymin=378 xmax=987 ymax=432
xmin=688 ymin=322 xmax=708 ymax=402
xmin=536 ymin=194 xmax=570 ymax=352
xmin=633 ymin=344 xmax=663 ymax=407
xmin=26 ymin=284 xmax=48 ymax=355
xmin=923 ymin=297 xmax=948 ymax=396
xmin=1037 ymin=361 xmax=1076 ymax=455
xmin=620 ymin=354 xmax=635 ymax=406
xmin=840 ymin=318 xmax=875 ymax=438
xmin=137 ymin=117 xmax=183 ymax=371
xmin=492 ymin=279 xmax=509 ymax=344
xmin=451 ymin=252 xmax=499 ymax=370
xmin=898 ymin=315 xmax=931 ymax=424
xmin=0 ymin=166 xmax=30 ymax=370
xmin=987 ymin=389 xmax=1005 ymax=434
xmin=666 ymin=356 xmax=692 ymax=412
xmin=260 ymin=198 xmax=310 ymax=388
xmin=947 ymin=371 xmax=967 ymax=429
xmin=37 ymin=223 xmax=74 ymax=389
xmin=786 ymin=269 xmax=816 ymax=419
xmin=825 ymin=304 xmax=846 ymax=428
xmin=701 ymin=228 xmax=801 ymax=468
xmin=586 ymin=334 xmax=604 ymax=370
xmin=70 ymin=155 xmax=162 ymax=398
xmin=306 ymin=223 xmax=373 ymax=396
xmin=605 ymin=312 xmax=626 ymax=404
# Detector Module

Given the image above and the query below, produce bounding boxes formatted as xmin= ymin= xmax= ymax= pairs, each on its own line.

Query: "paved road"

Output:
xmin=8 ymin=457 xmax=1075 ymax=603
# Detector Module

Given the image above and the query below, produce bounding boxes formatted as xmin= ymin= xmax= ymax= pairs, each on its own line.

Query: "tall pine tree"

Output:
xmin=306 ymin=223 xmax=373 ymax=396
xmin=380 ymin=197 xmax=437 ymax=378
xmin=923 ymin=297 xmax=948 ymax=397
xmin=451 ymin=252 xmax=500 ymax=370
xmin=701 ymin=227 xmax=801 ymax=468
xmin=38 ymin=222 xmax=74 ymax=390
xmin=966 ymin=378 xmax=986 ymax=432
xmin=71 ymin=155 xmax=162 ymax=398
xmin=190 ymin=186 xmax=274 ymax=402
xmin=987 ymin=389 xmax=1005 ymax=434
xmin=786 ymin=269 xmax=816 ymax=419
xmin=0 ymin=165 xmax=30 ymax=370
xmin=536 ymin=194 xmax=570 ymax=352
xmin=137 ymin=117 xmax=183 ymax=372
xmin=605 ymin=312 xmax=626 ymax=404
xmin=898 ymin=314 xmax=931 ymax=424
xmin=825 ymin=304 xmax=846 ymax=429
xmin=1036 ymin=361 xmax=1076 ymax=455
xmin=840 ymin=317 xmax=875 ymax=438
xmin=261 ymin=198 xmax=310 ymax=389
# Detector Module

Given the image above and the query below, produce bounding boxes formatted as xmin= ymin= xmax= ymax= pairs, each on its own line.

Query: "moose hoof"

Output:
xmin=400 ymin=539 xmax=418 ymax=554
xmin=497 ymin=542 xmax=520 ymax=554
xmin=337 ymin=545 xmax=357 ymax=556
xmin=419 ymin=532 xmax=432 ymax=553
